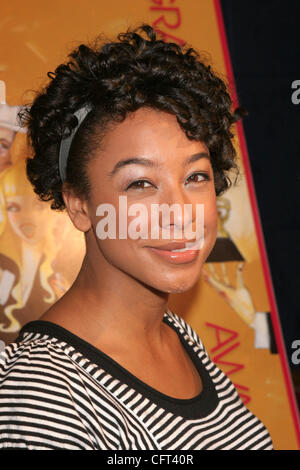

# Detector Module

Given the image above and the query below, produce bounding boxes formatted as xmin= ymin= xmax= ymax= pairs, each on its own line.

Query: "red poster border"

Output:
xmin=213 ymin=0 xmax=300 ymax=447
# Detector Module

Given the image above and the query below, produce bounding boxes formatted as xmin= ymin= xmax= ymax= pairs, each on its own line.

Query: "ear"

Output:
xmin=62 ymin=184 xmax=91 ymax=233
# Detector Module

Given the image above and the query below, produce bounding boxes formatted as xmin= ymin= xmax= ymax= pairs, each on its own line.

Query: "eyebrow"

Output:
xmin=107 ymin=152 xmax=210 ymax=177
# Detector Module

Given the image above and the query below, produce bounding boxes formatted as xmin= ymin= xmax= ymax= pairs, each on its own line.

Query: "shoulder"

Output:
xmin=165 ymin=309 xmax=274 ymax=450
xmin=165 ymin=308 xmax=229 ymax=385
xmin=0 ymin=330 xmax=76 ymax=379
xmin=165 ymin=308 xmax=209 ymax=353
xmin=0 ymin=332 xmax=95 ymax=449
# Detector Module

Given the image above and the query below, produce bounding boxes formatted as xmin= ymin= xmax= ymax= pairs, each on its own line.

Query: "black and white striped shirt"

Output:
xmin=0 ymin=309 xmax=273 ymax=450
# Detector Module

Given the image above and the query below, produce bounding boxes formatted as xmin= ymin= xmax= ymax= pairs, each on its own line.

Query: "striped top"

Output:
xmin=0 ymin=309 xmax=273 ymax=450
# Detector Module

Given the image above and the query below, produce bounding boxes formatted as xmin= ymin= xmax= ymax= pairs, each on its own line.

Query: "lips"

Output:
xmin=147 ymin=239 xmax=198 ymax=251
xmin=19 ymin=223 xmax=36 ymax=238
xmin=147 ymin=241 xmax=201 ymax=264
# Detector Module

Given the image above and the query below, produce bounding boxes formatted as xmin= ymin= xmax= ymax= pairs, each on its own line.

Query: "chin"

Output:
xmin=165 ymin=286 xmax=192 ymax=294
xmin=142 ymin=260 xmax=205 ymax=294
xmin=154 ymin=276 xmax=200 ymax=294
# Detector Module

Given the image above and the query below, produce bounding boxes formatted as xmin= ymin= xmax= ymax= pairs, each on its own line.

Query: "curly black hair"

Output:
xmin=19 ymin=23 xmax=244 ymax=211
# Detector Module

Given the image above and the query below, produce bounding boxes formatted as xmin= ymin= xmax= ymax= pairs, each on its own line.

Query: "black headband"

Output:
xmin=58 ymin=105 xmax=92 ymax=183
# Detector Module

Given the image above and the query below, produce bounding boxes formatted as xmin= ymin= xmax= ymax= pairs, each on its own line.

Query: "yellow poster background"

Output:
xmin=0 ymin=0 xmax=298 ymax=450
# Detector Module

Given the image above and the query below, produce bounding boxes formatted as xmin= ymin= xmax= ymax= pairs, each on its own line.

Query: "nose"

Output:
xmin=158 ymin=184 xmax=194 ymax=239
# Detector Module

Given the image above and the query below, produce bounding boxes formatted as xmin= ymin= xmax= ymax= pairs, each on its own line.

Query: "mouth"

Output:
xmin=147 ymin=238 xmax=203 ymax=252
xmin=19 ymin=223 xmax=36 ymax=238
xmin=145 ymin=238 xmax=204 ymax=264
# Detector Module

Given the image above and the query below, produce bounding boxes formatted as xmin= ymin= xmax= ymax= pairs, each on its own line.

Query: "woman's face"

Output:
xmin=85 ymin=107 xmax=218 ymax=293
xmin=5 ymin=194 xmax=50 ymax=245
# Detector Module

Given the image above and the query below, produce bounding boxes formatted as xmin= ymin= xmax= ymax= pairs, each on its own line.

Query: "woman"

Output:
xmin=0 ymin=160 xmax=72 ymax=343
xmin=0 ymin=23 xmax=273 ymax=450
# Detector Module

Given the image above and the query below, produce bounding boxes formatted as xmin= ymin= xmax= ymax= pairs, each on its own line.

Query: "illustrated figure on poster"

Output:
xmin=0 ymin=83 xmax=87 ymax=344
xmin=203 ymin=196 xmax=277 ymax=352
xmin=0 ymin=159 xmax=71 ymax=344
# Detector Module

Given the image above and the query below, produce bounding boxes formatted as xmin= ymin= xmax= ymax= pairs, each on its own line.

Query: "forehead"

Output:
xmin=5 ymin=194 xmax=43 ymax=205
xmin=99 ymin=107 xmax=208 ymax=163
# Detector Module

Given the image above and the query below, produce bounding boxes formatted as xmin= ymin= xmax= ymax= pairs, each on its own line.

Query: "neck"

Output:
xmin=44 ymin=240 xmax=170 ymax=350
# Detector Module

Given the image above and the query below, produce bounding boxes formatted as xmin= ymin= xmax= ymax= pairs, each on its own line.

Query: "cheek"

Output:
xmin=127 ymin=205 xmax=149 ymax=240
xmin=204 ymin=199 xmax=218 ymax=229
xmin=7 ymin=213 xmax=19 ymax=229
xmin=0 ymin=147 xmax=9 ymax=158
xmin=202 ymin=197 xmax=218 ymax=251
xmin=95 ymin=237 xmax=143 ymax=279
xmin=30 ymin=209 xmax=46 ymax=225
xmin=114 ymin=198 xmax=154 ymax=241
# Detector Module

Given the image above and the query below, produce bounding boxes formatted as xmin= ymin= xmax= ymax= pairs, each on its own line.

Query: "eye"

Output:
xmin=185 ymin=172 xmax=210 ymax=185
xmin=0 ymin=142 xmax=9 ymax=150
xmin=6 ymin=202 xmax=20 ymax=212
xmin=126 ymin=179 xmax=155 ymax=191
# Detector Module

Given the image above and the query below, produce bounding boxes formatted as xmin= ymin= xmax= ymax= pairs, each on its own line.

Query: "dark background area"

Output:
xmin=220 ymin=0 xmax=300 ymax=408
